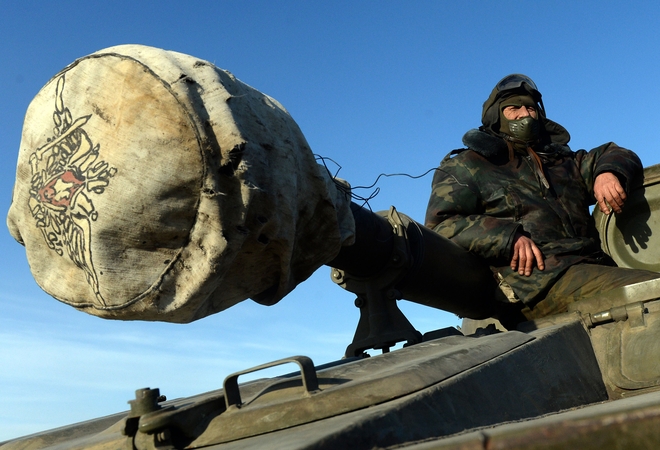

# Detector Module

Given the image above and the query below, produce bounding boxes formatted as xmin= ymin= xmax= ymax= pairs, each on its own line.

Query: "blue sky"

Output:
xmin=2 ymin=0 xmax=660 ymax=441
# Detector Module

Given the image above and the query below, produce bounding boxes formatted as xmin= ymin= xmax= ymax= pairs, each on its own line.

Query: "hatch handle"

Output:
xmin=223 ymin=355 xmax=319 ymax=408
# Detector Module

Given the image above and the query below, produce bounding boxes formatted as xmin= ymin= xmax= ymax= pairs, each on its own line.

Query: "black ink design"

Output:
xmin=28 ymin=75 xmax=116 ymax=305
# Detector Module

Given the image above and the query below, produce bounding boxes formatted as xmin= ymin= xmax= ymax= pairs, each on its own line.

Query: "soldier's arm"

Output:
xmin=575 ymin=142 xmax=643 ymax=212
xmin=425 ymin=165 xmax=521 ymax=262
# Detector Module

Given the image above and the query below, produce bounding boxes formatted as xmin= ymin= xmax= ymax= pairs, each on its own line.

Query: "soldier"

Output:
xmin=425 ymin=74 xmax=660 ymax=326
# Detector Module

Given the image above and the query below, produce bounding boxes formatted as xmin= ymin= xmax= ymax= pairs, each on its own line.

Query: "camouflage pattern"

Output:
xmin=425 ymin=128 xmax=646 ymax=311
xmin=526 ymin=264 xmax=660 ymax=319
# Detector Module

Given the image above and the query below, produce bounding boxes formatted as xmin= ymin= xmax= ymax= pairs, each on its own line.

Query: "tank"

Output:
xmin=5 ymin=46 xmax=660 ymax=449
xmin=3 ymin=164 xmax=660 ymax=450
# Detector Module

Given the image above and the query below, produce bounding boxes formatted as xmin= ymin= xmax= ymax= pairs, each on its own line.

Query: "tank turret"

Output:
xmin=6 ymin=45 xmax=660 ymax=449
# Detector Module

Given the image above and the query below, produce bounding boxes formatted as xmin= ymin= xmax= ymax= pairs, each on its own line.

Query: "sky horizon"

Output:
xmin=3 ymin=0 xmax=660 ymax=442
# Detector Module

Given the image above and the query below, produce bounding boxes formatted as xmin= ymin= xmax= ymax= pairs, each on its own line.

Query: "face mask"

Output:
xmin=507 ymin=116 xmax=540 ymax=142
xmin=499 ymin=94 xmax=540 ymax=143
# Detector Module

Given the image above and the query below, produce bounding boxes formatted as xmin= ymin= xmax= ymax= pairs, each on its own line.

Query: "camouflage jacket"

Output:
xmin=424 ymin=129 xmax=643 ymax=307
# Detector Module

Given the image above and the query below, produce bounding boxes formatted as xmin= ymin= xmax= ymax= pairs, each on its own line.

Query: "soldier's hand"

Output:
xmin=594 ymin=172 xmax=626 ymax=215
xmin=511 ymin=233 xmax=545 ymax=277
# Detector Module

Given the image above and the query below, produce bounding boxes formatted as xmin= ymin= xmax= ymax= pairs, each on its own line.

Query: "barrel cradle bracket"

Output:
xmin=332 ymin=206 xmax=422 ymax=357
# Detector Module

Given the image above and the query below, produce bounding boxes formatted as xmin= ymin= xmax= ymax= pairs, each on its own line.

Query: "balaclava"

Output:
xmin=499 ymin=94 xmax=540 ymax=144
xmin=481 ymin=74 xmax=573 ymax=189
xmin=481 ymin=74 xmax=570 ymax=149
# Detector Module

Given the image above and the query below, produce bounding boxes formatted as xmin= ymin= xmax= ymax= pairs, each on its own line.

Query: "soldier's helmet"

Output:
xmin=481 ymin=74 xmax=570 ymax=146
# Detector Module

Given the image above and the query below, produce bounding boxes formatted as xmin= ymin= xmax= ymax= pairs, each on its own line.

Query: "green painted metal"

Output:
xmin=6 ymin=164 xmax=660 ymax=450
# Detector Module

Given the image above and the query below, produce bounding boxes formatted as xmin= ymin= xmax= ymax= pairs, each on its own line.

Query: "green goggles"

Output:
xmin=496 ymin=74 xmax=539 ymax=94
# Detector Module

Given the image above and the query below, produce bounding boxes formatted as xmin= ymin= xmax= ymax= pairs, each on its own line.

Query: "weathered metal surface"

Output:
xmin=402 ymin=390 xmax=660 ymax=450
xmin=595 ymin=163 xmax=660 ymax=272
xmin=190 ymin=331 xmax=535 ymax=447
xmin=193 ymin=322 xmax=605 ymax=449
xmin=0 ymin=413 xmax=127 ymax=450
xmin=1 ymin=321 xmax=607 ymax=450
xmin=6 ymin=138 xmax=660 ymax=448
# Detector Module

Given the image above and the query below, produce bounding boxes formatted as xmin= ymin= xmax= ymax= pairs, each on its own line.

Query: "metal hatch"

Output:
xmin=595 ymin=163 xmax=660 ymax=272
xmin=5 ymin=322 xmax=610 ymax=450
xmin=128 ymin=331 xmax=533 ymax=448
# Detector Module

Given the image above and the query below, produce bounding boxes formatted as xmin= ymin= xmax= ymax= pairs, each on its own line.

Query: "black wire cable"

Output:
xmin=314 ymin=154 xmax=437 ymax=210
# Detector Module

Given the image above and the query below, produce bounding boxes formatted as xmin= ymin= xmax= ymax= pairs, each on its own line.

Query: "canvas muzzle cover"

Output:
xmin=7 ymin=44 xmax=354 ymax=323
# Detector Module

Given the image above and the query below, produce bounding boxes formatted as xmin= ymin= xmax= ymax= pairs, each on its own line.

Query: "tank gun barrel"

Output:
xmin=329 ymin=203 xmax=499 ymax=320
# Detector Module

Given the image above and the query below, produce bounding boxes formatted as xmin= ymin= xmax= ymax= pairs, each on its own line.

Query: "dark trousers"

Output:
xmin=523 ymin=264 xmax=660 ymax=320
